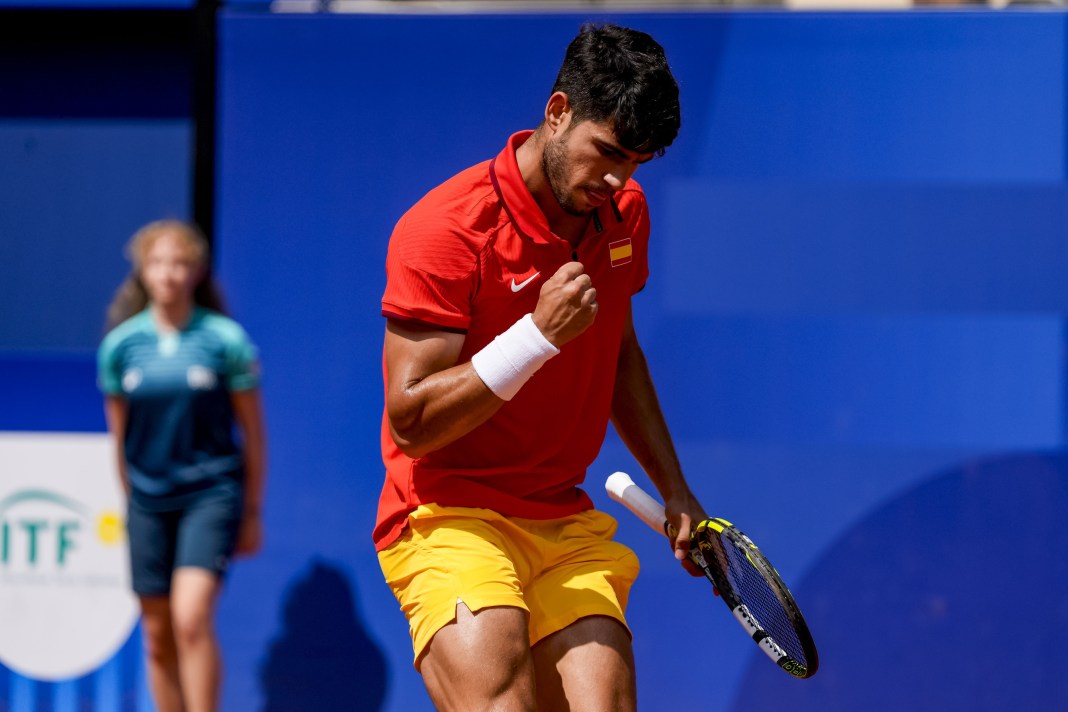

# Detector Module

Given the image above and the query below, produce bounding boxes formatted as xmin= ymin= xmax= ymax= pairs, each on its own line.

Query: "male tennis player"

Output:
xmin=375 ymin=23 xmax=705 ymax=711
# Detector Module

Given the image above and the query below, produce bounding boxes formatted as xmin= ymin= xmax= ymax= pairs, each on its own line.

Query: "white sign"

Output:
xmin=0 ymin=432 xmax=139 ymax=680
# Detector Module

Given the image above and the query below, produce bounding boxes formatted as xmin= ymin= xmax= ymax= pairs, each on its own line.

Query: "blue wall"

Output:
xmin=213 ymin=9 xmax=1068 ymax=711
xmin=0 ymin=121 xmax=193 ymax=352
xmin=3 ymin=8 xmax=1067 ymax=711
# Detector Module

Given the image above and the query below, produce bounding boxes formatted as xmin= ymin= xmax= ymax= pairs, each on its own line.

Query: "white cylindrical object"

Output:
xmin=605 ymin=471 xmax=666 ymax=534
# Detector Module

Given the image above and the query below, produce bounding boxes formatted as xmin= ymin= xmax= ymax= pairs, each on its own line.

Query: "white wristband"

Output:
xmin=471 ymin=313 xmax=560 ymax=401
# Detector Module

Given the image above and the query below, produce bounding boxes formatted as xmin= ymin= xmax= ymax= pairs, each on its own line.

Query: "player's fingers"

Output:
xmin=572 ymin=273 xmax=593 ymax=294
xmin=552 ymin=261 xmax=585 ymax=282
xmin=665 ymin=518 xmax=703 ymax=576
xmin=673 ymin=517 xmax=705 ymax=576
xmin=673 ymin=516 xmax=692 ymax=556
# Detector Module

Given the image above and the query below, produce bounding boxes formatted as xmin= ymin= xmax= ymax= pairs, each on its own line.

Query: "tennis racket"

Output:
xmin=606 ymin=471 xmax=818 ymax=679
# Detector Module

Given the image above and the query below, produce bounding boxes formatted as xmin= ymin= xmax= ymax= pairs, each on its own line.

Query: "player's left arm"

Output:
xmin=231 ymin=388 xmax=266 ymax=556
xmin=610 ymin=305 xmax=705 ymax=574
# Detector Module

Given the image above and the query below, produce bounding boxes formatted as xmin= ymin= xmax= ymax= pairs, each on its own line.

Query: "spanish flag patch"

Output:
xmin=609 ymin=238 xmax=633 ymax=267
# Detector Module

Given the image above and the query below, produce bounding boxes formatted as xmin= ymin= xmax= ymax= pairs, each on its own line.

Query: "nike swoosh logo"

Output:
xmin=510 ymin=272 xmax=541 ymax=293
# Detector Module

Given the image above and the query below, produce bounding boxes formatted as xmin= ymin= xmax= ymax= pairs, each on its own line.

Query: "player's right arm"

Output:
xmin=385 ymin=321 xmax=503 ymax=459
xmin=103 ymin=395 xmax=131 ymax=495
xmin=386 ymin=261 xmax=597 ymax=459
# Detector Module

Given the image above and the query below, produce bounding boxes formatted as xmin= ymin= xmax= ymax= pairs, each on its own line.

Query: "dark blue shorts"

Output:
xmin=126 ymin=484 xmax=243 ymax=597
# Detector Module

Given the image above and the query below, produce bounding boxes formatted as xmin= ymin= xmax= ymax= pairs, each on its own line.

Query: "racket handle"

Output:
xmin=605 ymin=471 xmax=668 ymax=535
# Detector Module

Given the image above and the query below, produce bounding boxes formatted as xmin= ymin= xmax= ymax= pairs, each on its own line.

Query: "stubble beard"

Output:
xmin=541 ymin=134 xmax=589 ymax=217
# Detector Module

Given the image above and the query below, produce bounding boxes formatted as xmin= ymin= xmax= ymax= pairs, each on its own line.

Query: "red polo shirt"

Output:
xmin=374 ymin=130 xmax=651 ymax=550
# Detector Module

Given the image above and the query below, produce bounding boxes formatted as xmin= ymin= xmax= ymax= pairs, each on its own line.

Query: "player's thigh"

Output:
xmin=420 ymin=603 xmax=536 ymax=712
xmin=532 ymin=615 xmax=636 ymax=712
xmin=377 ymin=505 xmax=531 ymax=667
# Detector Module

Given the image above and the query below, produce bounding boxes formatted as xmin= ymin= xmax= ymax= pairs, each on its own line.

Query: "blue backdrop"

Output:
xmin=2 ymin=7 xmax=1066 ymax=711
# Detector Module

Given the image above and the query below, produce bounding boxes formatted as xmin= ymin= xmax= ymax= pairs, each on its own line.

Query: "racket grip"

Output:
xmin=605 ymin=471 xmax=668 ymax=534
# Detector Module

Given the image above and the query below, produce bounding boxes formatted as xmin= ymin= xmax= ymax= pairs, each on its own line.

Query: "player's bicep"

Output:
xmin=384 ymin=319 xmax=466 ymax=420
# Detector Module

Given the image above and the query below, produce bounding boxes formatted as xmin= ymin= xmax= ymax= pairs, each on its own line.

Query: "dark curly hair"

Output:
xmin=551 ymin=23 xmax=681 ymax=156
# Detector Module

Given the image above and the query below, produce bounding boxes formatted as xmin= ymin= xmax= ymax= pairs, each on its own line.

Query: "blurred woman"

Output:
xmin=98 ymin=219 xmax=266 ymax=712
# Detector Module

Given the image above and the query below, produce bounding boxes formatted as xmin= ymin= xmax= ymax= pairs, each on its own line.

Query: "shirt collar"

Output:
xmin=489 ymin=130 xmax=558 ymax=245
xmin=489 ymin=130 xmax=626 ymax=245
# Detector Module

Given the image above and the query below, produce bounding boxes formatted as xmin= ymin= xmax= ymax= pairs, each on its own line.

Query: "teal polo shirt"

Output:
xmin=98 ymin=307 xmax=260 ymax=510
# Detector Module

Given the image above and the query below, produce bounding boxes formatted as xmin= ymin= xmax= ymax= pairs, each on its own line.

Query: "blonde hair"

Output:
xmin=105 ymin=219 xmax=227 ymax=330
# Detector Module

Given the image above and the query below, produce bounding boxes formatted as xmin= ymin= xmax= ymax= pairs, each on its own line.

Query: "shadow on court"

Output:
xmin=260 ymin=559 xmax=388 ymax=711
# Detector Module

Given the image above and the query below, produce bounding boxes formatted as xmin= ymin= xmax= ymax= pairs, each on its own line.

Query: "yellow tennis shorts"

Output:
xmin=377 ymin=503 xmax=640 ymax=667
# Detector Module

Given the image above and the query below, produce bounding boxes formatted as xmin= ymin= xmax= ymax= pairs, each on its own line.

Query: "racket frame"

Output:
xmin=605 ymin=471 xmax=818 ymax=679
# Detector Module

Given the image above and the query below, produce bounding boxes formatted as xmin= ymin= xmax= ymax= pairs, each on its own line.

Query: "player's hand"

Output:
xmin=666 ymin=492 xmax=707 ymax=578
xmin=532 ymin=262 xmax=598 ymax=347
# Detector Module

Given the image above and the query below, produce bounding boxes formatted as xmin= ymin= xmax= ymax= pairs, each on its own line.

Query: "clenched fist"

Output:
xmin=532 ymin=262 xmax=598 ymax=347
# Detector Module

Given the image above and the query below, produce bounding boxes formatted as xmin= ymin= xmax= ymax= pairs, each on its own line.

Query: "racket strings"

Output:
xmin=712 ymin=533 xmax=809 ymax=666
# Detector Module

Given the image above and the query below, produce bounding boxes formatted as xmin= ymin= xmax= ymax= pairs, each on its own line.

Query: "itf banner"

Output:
xmin=0 ymin=433 xmax=138 ymax=680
